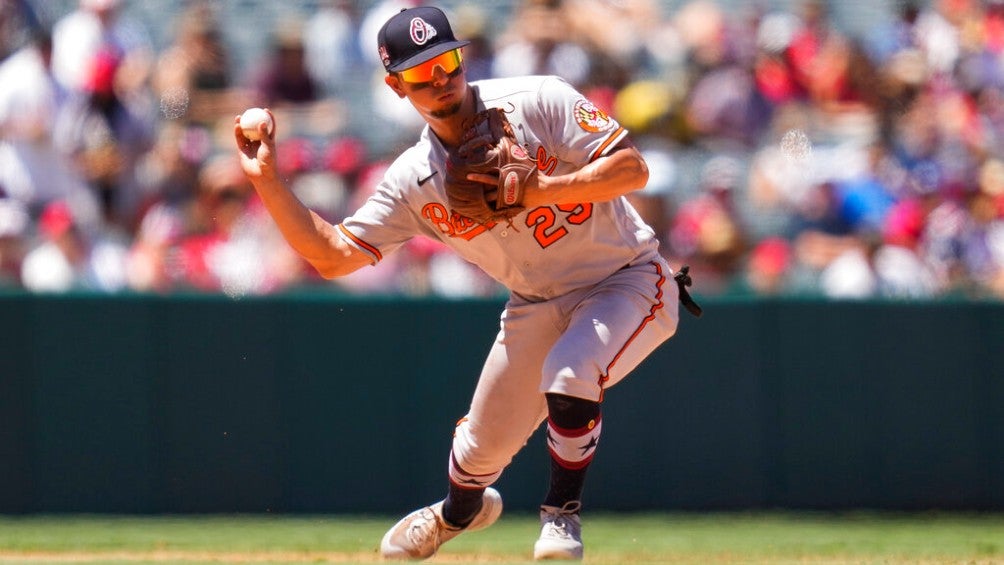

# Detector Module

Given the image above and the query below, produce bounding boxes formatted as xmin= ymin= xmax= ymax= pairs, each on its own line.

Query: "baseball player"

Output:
xmin=235 ymin=6 xmax=696 ymax=561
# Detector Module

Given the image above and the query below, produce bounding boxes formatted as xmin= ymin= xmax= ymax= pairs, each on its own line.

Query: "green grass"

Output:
xmin=0 ymin=512 xmax=1002 ymax=564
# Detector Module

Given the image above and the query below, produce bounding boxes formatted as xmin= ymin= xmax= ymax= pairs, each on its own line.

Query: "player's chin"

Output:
xmin=430 ymin=101 xmax=463 ymax=119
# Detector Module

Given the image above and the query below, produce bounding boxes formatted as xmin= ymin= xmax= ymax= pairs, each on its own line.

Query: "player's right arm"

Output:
xmin=234 ymin=113 xmax=372 ymax=279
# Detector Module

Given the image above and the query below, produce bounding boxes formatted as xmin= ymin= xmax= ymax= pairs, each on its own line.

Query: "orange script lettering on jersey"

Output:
xmin=535 ymin=147 xmax=558 ymax=175
xmin=422 ymin=202 xmax=492 ymax=240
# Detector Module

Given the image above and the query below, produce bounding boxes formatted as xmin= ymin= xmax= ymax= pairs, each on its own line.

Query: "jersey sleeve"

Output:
xmin=338 ymin=167 xmax=424 ymax=264
xmin=537 ymin=76 xmax=629 ymax=165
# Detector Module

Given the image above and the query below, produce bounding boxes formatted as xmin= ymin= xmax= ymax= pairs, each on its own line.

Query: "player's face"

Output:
xmin=386 ymin=49 xmax=468 ymax=118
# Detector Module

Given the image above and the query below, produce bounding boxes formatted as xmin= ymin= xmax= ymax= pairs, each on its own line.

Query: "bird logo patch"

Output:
xmin=574 ymin=99 xmax=615 ymax=133
xmin=410 ymin=17 xmax=438 ymax=45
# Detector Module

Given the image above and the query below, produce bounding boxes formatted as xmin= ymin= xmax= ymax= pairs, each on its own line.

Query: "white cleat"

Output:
xmin=533 ymin=500 xmax=584 ymax=561
xmin=380 ymin=487 xmax=503 ymax=560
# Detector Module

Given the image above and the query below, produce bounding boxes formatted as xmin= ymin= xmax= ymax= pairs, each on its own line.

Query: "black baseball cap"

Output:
xmin=377 ymin=6 xmax=470 ymax=73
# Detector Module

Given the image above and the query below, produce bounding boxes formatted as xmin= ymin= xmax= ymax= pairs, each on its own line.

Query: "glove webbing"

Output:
xmin=673 ymin=265 xmax=703 ymax=318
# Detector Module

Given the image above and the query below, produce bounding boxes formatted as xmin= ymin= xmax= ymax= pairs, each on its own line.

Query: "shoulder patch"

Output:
xmin=574 ymin=99 xmax=616 ymax=133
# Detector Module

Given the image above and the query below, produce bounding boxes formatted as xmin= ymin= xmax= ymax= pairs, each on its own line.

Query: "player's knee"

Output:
xmin=541 ymin=355 xmax=603 ymax=401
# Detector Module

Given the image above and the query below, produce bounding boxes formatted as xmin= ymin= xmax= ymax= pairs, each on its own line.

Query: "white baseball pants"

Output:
xmin=449 ymin=257 xmax=680 ymax=484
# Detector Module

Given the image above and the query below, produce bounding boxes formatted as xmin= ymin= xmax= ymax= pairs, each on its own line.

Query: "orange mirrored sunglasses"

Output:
xmin=398 ymin=49 xmax=463 ymax=83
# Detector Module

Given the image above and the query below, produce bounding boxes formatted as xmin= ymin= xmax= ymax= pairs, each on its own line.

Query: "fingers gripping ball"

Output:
xmin=445 ymin=108 xmax=538 ymax=224
xmin=239 ymin=107 xmax=274 ymax=141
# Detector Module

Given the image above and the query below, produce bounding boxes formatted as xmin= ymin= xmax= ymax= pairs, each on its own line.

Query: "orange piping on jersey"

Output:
xmin=597 ymin=261 xmax=665 ymax=401
xmin=337 ymin=224 xmax=382 ymax=262
xmin=589 ymin=127 xmax=626 ymax=162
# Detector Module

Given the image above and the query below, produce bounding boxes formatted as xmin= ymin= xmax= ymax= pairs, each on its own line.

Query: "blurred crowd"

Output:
xmin=1 ymin=0 xmax=1003 ymax=300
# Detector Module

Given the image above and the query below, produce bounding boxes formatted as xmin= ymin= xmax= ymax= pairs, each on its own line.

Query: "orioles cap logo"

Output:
xmin=410 ymin=17 xmax=438 ymax=45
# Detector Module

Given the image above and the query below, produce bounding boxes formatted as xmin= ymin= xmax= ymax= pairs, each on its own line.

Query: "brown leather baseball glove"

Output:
xmin=444 ymin=108 xmax=538 ymax=224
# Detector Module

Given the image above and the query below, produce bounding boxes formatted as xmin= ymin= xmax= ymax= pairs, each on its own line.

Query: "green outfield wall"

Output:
xmin=1 ymin=293 xmax=1002 ymax=514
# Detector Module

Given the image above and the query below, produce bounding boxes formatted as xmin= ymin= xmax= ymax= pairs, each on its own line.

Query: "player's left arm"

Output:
xmin=462 ymin=140 xmax=647 ymax=208
xmin=520 ymin=140 xmax=649 ymax=208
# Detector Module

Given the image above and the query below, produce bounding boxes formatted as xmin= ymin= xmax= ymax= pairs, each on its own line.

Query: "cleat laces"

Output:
xmin=541 ymin=500 xmax=581 ymax=540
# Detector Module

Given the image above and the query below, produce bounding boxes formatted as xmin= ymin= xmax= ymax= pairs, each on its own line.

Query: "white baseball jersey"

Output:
xmin=339 ymin=75 xmax=661 ymax=301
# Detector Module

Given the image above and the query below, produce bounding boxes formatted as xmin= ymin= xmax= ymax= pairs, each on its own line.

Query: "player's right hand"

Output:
xmin=234 ymin=109 xmax=277 ymax=183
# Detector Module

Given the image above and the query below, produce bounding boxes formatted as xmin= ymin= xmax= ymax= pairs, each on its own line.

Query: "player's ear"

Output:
xmin=385 ymin=74 xmax=407 ymax=99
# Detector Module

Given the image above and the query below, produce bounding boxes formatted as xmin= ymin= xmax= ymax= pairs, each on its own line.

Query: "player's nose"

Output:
xmin=430 ymin=65 xmax=450 ymax=87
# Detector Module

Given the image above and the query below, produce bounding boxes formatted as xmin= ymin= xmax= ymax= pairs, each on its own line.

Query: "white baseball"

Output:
xmin=240 ymin=107 xmax=273 ymax=141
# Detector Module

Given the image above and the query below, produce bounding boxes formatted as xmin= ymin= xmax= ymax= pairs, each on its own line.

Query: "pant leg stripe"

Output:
xmin=597 ymin=261 xmax=666 ymax=396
